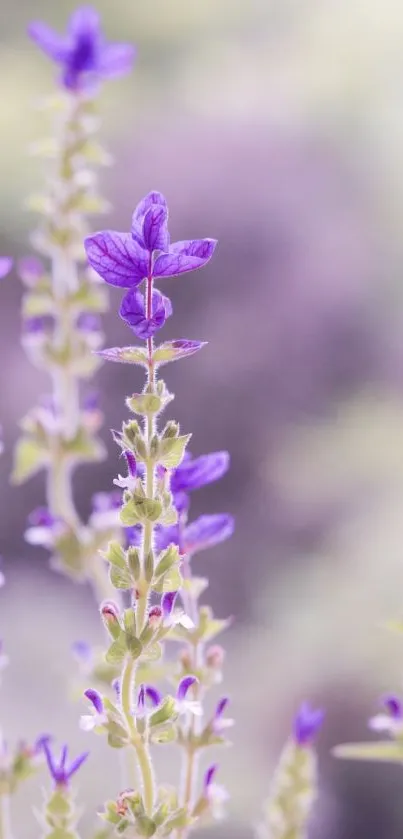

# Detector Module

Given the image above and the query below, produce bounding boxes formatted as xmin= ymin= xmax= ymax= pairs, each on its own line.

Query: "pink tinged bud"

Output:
xmin=206 ymin=645 xmax=225 ymax=669
xmin=148 ymin=606 xmax=162 ymax=626
xmin=100 ymin=600 xmax=120 ymax=622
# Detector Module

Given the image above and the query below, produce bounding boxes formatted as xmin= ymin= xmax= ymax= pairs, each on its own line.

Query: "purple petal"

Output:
xmin=132 ymin=192 xmax=167 ymax=225
xmin=383 ymin=695 xmax=403 ymax=719
xmin=204 ymin=764 xmax=218 ymax=790
xmin=60 ymin=745 xmax=68 ymax=770
xmin=92 ymin=490 xmax=121 ymax=512
xmin=83 ymin=391 xmax=100 ymax=412
xmin=145 ymin=686 xmax=162 ymax=707
xmin=84 ymin=688 xmax=103 ymax=715
xmin=120 ymin=288 xmax=169 ymax=339
xmin=293 ymin=703 xmax=325 ymax=746
xmin=112 ymin=678 xmax=120 ymax=699
xmin=99 ymin=43 xmax=136 ymax=78
xmin=72 ymin=640 xmax=92 ymax=662
xmin=124 ymin=450 xmax=137 ymax=478
xmin=125 ymin=525 xmax=142 ymax=548
xmin=76 ymin=312 xmax=102 ymax=332
xmin=183 ymin=514 xmax=234 ymax=554
xmin=155 ymin=524 xmax=180 ymax=553
xmin=170 ymin=238 xmax=217 ymax=262
xmin=84 ymin=231 xmax=148 ymax=288
xmin=137 ymin=685 xmax=146 ymax=713
xmin=68 ymin=6 xmax=100 ymax=37
xmin=177 ymin=675 xmax=198 ymax=702
xmin=66 ymin=750 xmax=89 ymax=780
xmin=143 ymin=205 xmax=170 ymax=252
xmin=153 ymin=250 xmax=213 ymax=279
xmin=18 ymin=256 xmax=44 ymax=285
xmin=0 ymin=257 xmax=12 ymax=279
xmin=171 ymin=451 xmax=230 ymax=494
xmin=161 ymin=591 xmax=177 ymax=619
xmin=215 ymin=697 xmax=229 ymax=719
xmin=28 ymin=22 xmax=70 ymax=62
xmin=28 ymin=507 xmax=57 ymax=528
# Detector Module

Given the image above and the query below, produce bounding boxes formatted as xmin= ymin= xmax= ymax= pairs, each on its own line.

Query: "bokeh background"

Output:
xmin=3 ymin=0 xmax=403 ymax=836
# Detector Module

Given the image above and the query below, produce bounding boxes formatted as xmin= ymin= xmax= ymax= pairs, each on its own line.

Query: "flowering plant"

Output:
xmin=0 ymin=7 xmax=326 ymax=839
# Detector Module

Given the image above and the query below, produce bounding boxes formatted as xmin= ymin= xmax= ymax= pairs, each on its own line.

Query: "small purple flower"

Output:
xmin=22 ymin=316 xmax=51 ymax=339
xmin=293 ymin=703 xmax=324 ymax=746
xmin=114 ymin=451 xmax=137 ymax=491
xmin=211 ymin=697 xmax=234 ymax=734
xmin=369 ymin=694 xmax=403 ymax=735
xmin=80 ymin=689 xmax=106 ymax=731
xmin=40 ymin=738 xmax=89 ymax=787
xmin=120 ymin=288 xmax=172 ymax=339
xmin=161 ymin=591 xmax=193 ymax=630
xmin=25 ymin=508 xmax=65 ymax=549
xmin=71 ymin=640 xmax=93 ymax=672
xmin=176 ymin=676 xmax=202 ymax=717
xmin=82 ymin=391 xmax=100 ymax=412
xmin=89 ymin=490 xmax=121 ymax=529
xmin=137 ymin=684 xmax=162 ymax=717
xmin=29 ymin=7 xmax=135 ymax=92
xmin=203 ymin=764 xmax=229 ymax=818
xmin=18 ymin=256 xmax=44 ymax=286
xmin=84 ymin=191 xmax=217 ymax=289
xmin=0 ymin=257 xmax=13 ymax=279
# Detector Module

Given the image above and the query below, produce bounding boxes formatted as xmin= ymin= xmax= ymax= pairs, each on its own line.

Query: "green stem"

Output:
xmin=0 ymin=793 xmax=13 ymax=839
xmin=121 ymin=657 xmax=155 ymax=814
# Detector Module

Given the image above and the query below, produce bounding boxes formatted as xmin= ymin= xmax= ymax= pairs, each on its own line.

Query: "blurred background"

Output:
xmin=3 ymin=0 xmax=403 ymax=836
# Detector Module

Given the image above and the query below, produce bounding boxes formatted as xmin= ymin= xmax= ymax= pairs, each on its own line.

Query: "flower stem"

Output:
xmin=121 ymin=656 xmax=155 ymax=814
xmin=0 ymin=794 xmax=13 ymax=839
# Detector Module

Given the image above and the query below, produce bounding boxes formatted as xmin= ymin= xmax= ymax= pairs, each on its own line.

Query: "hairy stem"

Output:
xmin=121 ymin=656 xmax=155 ymax=814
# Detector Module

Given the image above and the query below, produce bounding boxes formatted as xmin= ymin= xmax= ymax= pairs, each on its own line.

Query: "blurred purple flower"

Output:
xmin=40 ymin=738 xmax=89 ymax=787
xmin=28 ymin=6 xmax=135 ymax=92
xmin=18 ymin=256 xmax=44 ymax=286
xmin=84 ymin=191 xmax=217 ymax=289
xmin=171 ymin=451 xmax=229 ymax=495
xmin=293 ymin=703 xmax=324 ymax=746
xmin=76 ymin=312 xmax=102 ymax=332
xmin=155 ymin=514 xmax=234 ymax=555
xmin=369 ymin=694 xmax=403 ymax=735
xmin=0 ymin=258 xmax=13 ymax=279
xmin=119 ymin=287 xmax=172 ymax=339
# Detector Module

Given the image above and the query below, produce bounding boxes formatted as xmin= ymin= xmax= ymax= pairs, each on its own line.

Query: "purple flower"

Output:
xmin=84 ymin=688 xmax=103 ymax=714
xmin=25 ymin=508 xmax=65 ymax=549
xmin=369 ymin=694 xmax=403 ymax=735
xmin=183 ymin=514 xmax=234 ymax=554
xmin=161 ymin=591 xmax=177 ymax=620
xmin=84 ymin=191 xmax=217 ymax=289
xmin=28 ymin=7 xmax=135 ymax=92
xmin=120 ymin=288 xmax=172 ymax=339
xmin=293 ymin=703 xmax=324 ymax=746
xmin=0 ymin=257 xmax=12 ymax=279
xmin=80 ymin=689 xmax=106 ymax=731
xmin=40 ymin=738 xmax=89 ymax=787
xmin=171 ymin=451 xmax=229 ymax=495
xmin=71 ymin=640 xmax=93 ymax=671
xmin=203 ymin=764 xmax=229 ymax=817
xmin=175 ymin=676 xmax=202 ymax=717
xmin=137 ymin=684 xmax=162 ymax=716
xmin=82 ymin=391 xmax=100 ymax=412
xmin=18 ymin=256 xmax=44 ymax=286
xmin=161 ymin=591 xmax=193 ymax=629
xmin=89 ymin=490 xmax=121 ymax=529
xmin=212 ymin=697 xmax=234 ymax=734
xmin=76 ymin=312 xmax=102 ymax=332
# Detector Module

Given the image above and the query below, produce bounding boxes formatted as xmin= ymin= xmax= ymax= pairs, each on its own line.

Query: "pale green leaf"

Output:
xmin=333 ymin=741 xmax=403 ymax=763
xmin=11 ymin=438 xmax=48 ymax=484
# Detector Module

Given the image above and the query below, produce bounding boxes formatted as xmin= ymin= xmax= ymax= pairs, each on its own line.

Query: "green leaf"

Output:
xmin=97 ymin=346 xmax=148 ymax=365
xmin=11 ymin=437 xmax=48 ymax=484
xmin=158 ymin=435 xmax=191 ymax=469
xmin=105 ymin=638 xmax=127 ymax=665
xmin=102 ymin=540 xmax=126 ymax=569
xmin=333 ymin=741 xmax=403 ymax=763
xmin=154 ymin=545 xmax=181 ymax=578
xmin=152 ymin=340 xmax=207 ymax=366
xmin=127 ymin=393 xmax=162 ymax=415
xmin=134 ymin=816 xmax=157 ymax=838
xmin=110 ymin=565 xmax=132 ymax=589
xmin=126 ymin=634 xmax=143 ymax=659
xmin=149 ymin=696 xmax=177 ymax=728
xmin=153 ymin=566 xmax=183 ymax=594
xmin=150 ymin=724 xmax=177 ymax=745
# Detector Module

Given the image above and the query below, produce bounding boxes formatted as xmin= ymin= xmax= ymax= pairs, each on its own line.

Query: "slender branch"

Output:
xmin=121 ymin=656 xmax=155 ymax=814
xmin=0 ymin=793 xmax=13 ymax=839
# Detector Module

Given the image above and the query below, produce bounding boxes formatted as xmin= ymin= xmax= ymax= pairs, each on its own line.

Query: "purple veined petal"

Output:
xmin=120 ymin=288 xmax=169 ymax=339
xmin=171 ymin=451 xmax=230 ymax=494
xmin=0 ymin=257 xmax=13 ymax=279
xmin=145 ymin=686 xmax=162 ymax=707
xmin=183 ymin=514 xmax=234 ymax=554
xmin=177 ymin=675 xmax=198 ymax=702
xmin=28 ymin=22 xmax=70 ymax=63
xmin=68 ymin=6 xmax=100 ymax=37
xmin=204 ymin=764 xmax=218 ymax=790
xmin=161 ymin=591 xmax=177 ymax=619
xmin=99 ymin=43 xmax=136 ymax=78
xmin=132 ymin=191 xmax=167 ymax=225
xmin=84 ymin=231 xmax=148 ymax=288
xmin=170 ymin=238 xmax=217 ymax=262
xmin=84 ymin=688 xmax=103 ymax=715
xmin=153 ymin=251 xmax=213 ymax=279
xmin=143 ymin=205 xmax=170 ymax=253
xmin=66 ymin=749 xmax=89 ymax=781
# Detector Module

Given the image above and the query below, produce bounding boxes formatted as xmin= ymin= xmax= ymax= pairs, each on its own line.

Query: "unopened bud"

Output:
xmin=206 ymin=645 xmax=225 ymax=669
xmin=148 ymin=606 xmax=163 ymax=627
xmin=100 ymin=600 xmax=121 ymax=639
xmin=162 ymin=421 xmax=179 ymax=440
